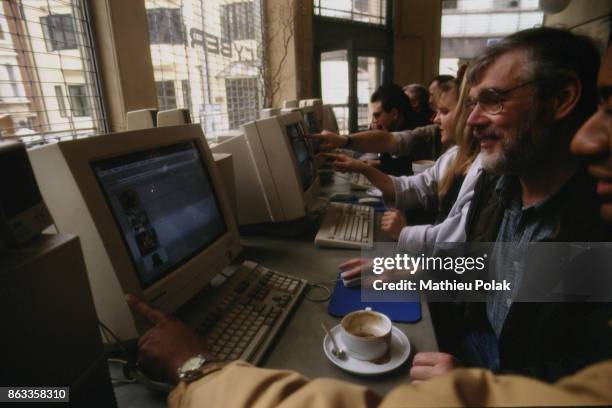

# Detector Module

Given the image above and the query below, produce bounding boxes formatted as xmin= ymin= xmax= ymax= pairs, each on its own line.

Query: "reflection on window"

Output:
xmin=313 ymin=0 xmax=387 ymax=25
xmin=145 ymin=0 xmax=264 ymax=137
xmin=40 ymin=14 xmax=77 ymax=51
xmin=156 ymin=81 xmax=177 ymax=111
xmin=147 ymin=8 xmax=186 ymax=45
xmin=68 ymin=85 xmax=90 ymax=117
xmin=0 ymin=1 xmax=106 ymax=144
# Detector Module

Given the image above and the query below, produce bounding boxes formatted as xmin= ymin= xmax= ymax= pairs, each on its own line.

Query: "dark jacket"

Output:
xmin=434 ymin=167 xmax=612 ymax=382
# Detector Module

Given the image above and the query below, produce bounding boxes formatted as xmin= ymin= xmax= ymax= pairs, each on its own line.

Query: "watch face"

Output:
xmin=180 ymin=355 xmax=206 ymax=374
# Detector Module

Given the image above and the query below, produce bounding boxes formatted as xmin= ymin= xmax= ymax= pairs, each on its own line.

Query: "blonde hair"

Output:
xmin=438 ymin=67 xmax=480 ymax=201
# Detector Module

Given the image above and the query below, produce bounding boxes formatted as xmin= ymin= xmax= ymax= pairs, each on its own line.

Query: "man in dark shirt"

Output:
xmin=412 ymin=28 xmax=611 ymax=383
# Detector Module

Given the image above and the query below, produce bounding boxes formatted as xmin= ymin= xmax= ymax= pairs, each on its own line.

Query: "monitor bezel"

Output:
xmin=57 ymin=124 xmax=241 ymax=319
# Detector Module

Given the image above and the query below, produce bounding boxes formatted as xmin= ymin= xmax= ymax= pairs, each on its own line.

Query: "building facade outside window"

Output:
xmin=0 ymin=1 xmax=105 ymax=143
xmin=68 ymin=84 xmax=89 ymax=117
xmin=147 ymin=8 xmax=186 ymax=45
xmin=145 ymin=0 xmax=264 ymax=138
xmin=40 ymin=14 xmax=78 ymax=52
xmin=156 ymin=80 xmax=177 ymax=111
xmin=54 ymin=85 xmax=68 ymax=117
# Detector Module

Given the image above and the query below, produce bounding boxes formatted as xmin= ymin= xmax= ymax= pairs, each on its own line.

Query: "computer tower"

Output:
xmin=0 ymin=234 xmax=117 ymax=407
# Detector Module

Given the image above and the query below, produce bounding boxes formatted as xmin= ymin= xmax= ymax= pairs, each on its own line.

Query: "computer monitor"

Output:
xmin=157 ymin=108 xmax=191 ymax=127
xmin=301 ymin=106 xmax=320 ymax=134
xmin=299 ymin=99 xmax=323 ymax=133
xmin=210 ymin=133 xmax=272 ymax=225
xmin=260 ymin=108 xmax=280 ymax=119
xmin=27 ymin=125 xmax=241 ymax=340
xmin=322 ymin=104 xmax=340 ymax=134
xmin=241 ymin=112 xmax=320 ymax=222
xmin=126 ymin=108 xmax=158 ymax=130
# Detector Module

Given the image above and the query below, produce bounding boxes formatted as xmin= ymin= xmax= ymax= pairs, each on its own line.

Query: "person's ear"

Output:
xmin=390 ymin=108 xmax=399 ymax=120
xmin=553 ymin=74 xmax=581 ymax=121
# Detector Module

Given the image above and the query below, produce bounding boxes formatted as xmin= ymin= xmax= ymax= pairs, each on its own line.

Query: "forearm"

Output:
xmin=362 ymin=165 xmax=395 ymax=202
xmin=349 ymin=130 xmax=397 ymax=153
xmin=169 ymin=362 xmax=381 ymax=408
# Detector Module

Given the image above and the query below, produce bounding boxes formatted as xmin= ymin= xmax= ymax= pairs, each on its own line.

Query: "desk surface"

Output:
xmin=113 ymin=174 xmax=438 ymax=407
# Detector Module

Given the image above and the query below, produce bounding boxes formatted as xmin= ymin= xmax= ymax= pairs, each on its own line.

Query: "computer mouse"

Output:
xmin=358 ymin=197 xmax=381 ymax=206
xmin=342 ymin=276 xmax=361 ymax=288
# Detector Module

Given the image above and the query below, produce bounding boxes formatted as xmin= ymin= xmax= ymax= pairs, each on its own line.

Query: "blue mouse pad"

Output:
xmin=328 ymin=279 xmax=421 ymax=323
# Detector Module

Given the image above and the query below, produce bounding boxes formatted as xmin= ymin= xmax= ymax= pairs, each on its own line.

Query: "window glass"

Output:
xmin=145 ymin=0 xmax=264 ymax=138
xmin=0 ymin=0 xmax=106 ymax=144
xmin=439 ymin=0 xmax=543 ymax=76
xmin=313 ymin=0 xmax=387 ymax=25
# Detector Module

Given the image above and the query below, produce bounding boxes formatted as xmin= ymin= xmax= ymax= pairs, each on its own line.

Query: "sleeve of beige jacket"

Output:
xmin=381 ymin=360 xmax=612 ymax=407
xmin=168 ymin=360 xmax=612 ymax=408
xmin=168 ymin=361 xmax=381 ymax=408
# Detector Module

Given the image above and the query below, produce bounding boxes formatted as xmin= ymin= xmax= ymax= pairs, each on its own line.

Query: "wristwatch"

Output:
xmin=177 ymin=354 xmax=209 ymax=383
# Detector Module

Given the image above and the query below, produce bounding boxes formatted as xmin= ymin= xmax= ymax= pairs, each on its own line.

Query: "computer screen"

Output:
xmin=285 ymin=123 xmax=315 ymax=192
xmin=92 ymin=141 xmax=226 ymax=289
xmin=303 ymin=111 xmax=320 ymax=134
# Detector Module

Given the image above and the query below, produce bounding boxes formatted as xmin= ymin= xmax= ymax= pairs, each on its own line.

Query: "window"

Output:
xmin=5 ymin=64 xmax=19 ymax=96
xmin=68 ymin=85 xmax=90 ymax=117
xmin=54 ymin=86 xmax=67 ymax=117
xmin=0 ymin=1 xmax=105 ymax=144
xmin=313 ymin=0 xmax=387 ymax=25
xmin=439 ymin=0 xmax=543 ymax=75
xmin=146 ymin=0 xmax=264 ymax=137
xmin=225 ymin=77 xmax=259 ymax=129
xmin=181 ymin=80 xmax=192 ymax=112
xmin=40 ymin=14 xmax=77 ymax=51
xmin=221 ymin=2 xmax=255 ymax=41
xmin=147 ymin=8 xmax=186 ymax=45
xmin=156 ymin=81 xmax=177 ymax=111
xmin=442 ymin=0 xmax=458 ymax=9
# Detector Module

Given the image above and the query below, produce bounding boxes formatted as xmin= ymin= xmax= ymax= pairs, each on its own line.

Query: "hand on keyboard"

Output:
xmin=381 ymin=209 xmax=407 ymax=241
xmin=126 ymin=294 xmax=217 ymax=384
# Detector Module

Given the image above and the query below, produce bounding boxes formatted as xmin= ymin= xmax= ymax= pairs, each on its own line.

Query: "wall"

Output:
xmin=544 ymin=0 xmax=612 ymax=53
xmin=393 ymin=0 xmax=442 ymax=87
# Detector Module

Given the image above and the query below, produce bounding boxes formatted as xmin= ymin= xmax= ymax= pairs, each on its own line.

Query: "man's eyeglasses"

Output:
xmin=465 ymin=79 xmax=539 ymax=115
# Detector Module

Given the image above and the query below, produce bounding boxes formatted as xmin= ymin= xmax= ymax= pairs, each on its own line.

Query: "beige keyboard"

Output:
xmin=195 ymin=261 xmax=306 ymax=364
xmin=350 ymin=173 xmax=373 ymax=190
xmin=315 ymin=202 xmax=374 ymax=249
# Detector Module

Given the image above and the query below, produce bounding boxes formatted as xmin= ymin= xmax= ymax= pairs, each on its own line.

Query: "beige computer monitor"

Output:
xmin=322 ymin=104 xmax=339 ymax=134
xmin=260 ymin=108 xmax=280 ymax=119
xmin=210 ymin=133 xmax=272 ymax=225
xmin=28 ymin=125 xmax=241 ymax=340
xmin=241 ymin=112 xmax=320 ymax=222
xmin=298 ymin=99 xmax=323 ymax=133
xmin=157 ymin=108 xmax=191 ymax=127
xmin=126 ymin=108 xmax=158 ymax=130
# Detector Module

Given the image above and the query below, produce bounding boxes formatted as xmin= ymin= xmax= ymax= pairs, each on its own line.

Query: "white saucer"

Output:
xmin=366 ymin=187 xmax=383 ymax=197
xmin=323 ymin=325 xmax=411 ymax=376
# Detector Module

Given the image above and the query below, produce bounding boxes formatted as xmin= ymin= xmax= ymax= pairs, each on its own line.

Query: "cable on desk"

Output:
xmin=304 ymin=279 xmax=338 ymax=302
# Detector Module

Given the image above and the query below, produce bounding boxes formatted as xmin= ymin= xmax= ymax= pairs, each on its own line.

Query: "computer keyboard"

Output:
xmin=350 ymin=173 xmax=374 ymax=190
xmin=195 ymin=261 xmax=306 ymax=364
xmin=315 ymin=202 xmax=374 ymax=249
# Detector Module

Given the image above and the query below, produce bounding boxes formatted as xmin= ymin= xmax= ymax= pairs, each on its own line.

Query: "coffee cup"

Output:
xmin=340 ymin=308 xmax=392 ymax=361
xmin=412 ymin=160 xmax=435 ymax=174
